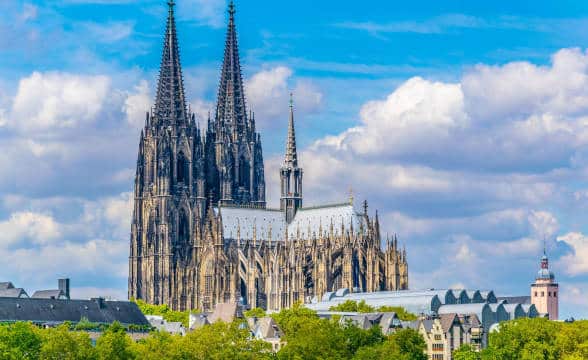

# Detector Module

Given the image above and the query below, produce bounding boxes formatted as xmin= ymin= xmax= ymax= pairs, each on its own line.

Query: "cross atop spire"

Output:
xmin=154 ymin=0 xmax=188 ymax=127
xmin=215 ymin=0 xmax=248 ymax=136
xmin=284 ymin=93 xmax=298 ymax=167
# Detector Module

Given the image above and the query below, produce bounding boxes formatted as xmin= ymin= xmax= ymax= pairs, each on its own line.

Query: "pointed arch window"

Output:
xmin=178 ymin=209 xmax=189 ymax=244
xmin=177 ymin=151 xmax=189 ymax=184
xmin=239 ymin=155 xmax=250 ymax=189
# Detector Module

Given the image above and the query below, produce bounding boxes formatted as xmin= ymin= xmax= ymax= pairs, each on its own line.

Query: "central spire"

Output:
xmin=215 ymin=0 xmax=248 ymax=135
xmin=285 ymin=93 xmax=298 ymax=167
xmin=154 ymin=0 xmax=188 ymax=126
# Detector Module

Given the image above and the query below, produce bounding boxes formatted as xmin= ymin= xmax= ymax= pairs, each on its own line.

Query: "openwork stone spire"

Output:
xmin=216 ymin=0 xmax=248 ymax=133
xmin=154 ymin=0 xmax=188 ymax=126
xmin=285 ymin=93 xmax=298 ymax=167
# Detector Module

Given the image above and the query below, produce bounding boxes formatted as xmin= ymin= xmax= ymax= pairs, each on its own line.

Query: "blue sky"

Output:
xmin=0 ymin=0 xmax=587 ymax=319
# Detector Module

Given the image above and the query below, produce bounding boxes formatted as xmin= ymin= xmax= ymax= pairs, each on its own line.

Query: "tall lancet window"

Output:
xmin=177 ymin=151 xmax=188 ymax=184
xmin=176 ymin=209 xmax=190 ymax=260
xmin=239 ymin=155 xmax=250 ymax=189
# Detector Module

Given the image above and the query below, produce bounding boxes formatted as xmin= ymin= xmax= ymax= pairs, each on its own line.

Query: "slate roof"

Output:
xmin=0 ymin=288 xmax=29 ymax=298
xmin=439 ymin=313 xmax=460 ymax=333
xmin=251 ymin=317 xmax=283 ymax=339
xmin=287 ymin=204 xmax=365 ymax=239
xmin=208 ymin=302 xmax=242 ymax=323
xmin=0 ymin=282 xmax=14 ymax=290
xmin=401 ymin=320 xmax=420 ymax=330
xmin=379 ymin=312 xmax=401 ymax=333
xmin=438 ymin=303 xmax=493 ymax=328
xmin=218 ymin=203 xmax=365 ymax=242
xmin=0 ymin=297 xmax=149 ymax=326
xmin=421 ymin=319 xmax=434 ymax=332
xmin=219 ymin=207 xmax=285 ymax=242
xmin=146 ymin=315 xmax=185 ymax=335
xmin=31 ymin=290 xmax=67 ymax=300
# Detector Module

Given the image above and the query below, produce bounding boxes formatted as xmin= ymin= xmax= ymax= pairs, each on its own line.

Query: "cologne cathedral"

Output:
xmin=128 ymin=1 xmax=408 ymax=311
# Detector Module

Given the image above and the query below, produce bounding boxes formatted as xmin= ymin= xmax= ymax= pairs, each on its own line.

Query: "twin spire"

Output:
xmin=154 ymin=1 xmax=188 ymax=126
xmin=216 ymin=0 xmax=248 ymax=133
xmin=153 ymin=0 xmax=297 ymax=168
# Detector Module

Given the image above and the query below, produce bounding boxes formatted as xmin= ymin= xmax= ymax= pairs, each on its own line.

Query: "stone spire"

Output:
xmin=284 ymin=93 xmax=298 ymax=167
xmin=154 ymin=1 xmax=188 ymax=127
xmin=215 ymin=0 xmax=247 ymax=135
xmin=280 ymin=95 xmax=303 ymax=223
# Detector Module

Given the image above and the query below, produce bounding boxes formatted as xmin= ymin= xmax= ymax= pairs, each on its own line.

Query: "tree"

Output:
xmin=181 ymin=321 xmax=272 ymax=360
xmin=132 ymin=299 xmax=194 ymax=327
xmin=39 ymin=324 xmax=97 ymax=360
xmin=486 ymin=318 xmax=560 ymax=360
xmin=0 ymin=322 xmax=42 ymax=360
xmin=342 ymin=323 xmax=385 ymax=355
xmin=392 ymin=328 xmax=427 ymax=360
xmin=329 ymin=300 xmax=376 ymax=313
xmin=277 ymin=316 xmax=351 ymax=359
xmin=377 ymin=306 xmax=417 ymax=321
xmin=133 ymin=331 xmax=183 ymax=360
xmin=271 ymin=301 xmax=319 ymax=336
xmin=243 ymin=307 xmax=266 ymax=318
xmin=453 ymin=344 xmax=482 ymax=360
xmin=95 ymin=322 xmax=136 ymax=360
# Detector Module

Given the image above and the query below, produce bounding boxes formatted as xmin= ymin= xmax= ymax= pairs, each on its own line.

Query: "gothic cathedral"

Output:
xmin=128 ymin=1 xmax=408 ymax=311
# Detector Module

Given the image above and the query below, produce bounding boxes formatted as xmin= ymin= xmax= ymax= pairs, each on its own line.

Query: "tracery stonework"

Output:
xmin=128 ymin=1 xmax=409 ymax=312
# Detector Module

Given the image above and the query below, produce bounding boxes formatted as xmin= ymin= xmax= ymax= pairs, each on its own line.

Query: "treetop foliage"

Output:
xmin=131 ymin=299 xmax=197 ymax=327
xmin=453 ymin=318 xmax=588 ymax=360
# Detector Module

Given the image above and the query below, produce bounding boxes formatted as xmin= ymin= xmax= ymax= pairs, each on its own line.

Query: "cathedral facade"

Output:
xmin=128 ymin=1 xmax=408 ymax=312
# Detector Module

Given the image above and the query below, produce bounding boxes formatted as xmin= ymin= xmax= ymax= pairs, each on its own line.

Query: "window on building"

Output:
xmin=554 ymin=292 xmax=557 ymax=297
xmin=534 ymin=291 xmax=537 ymax=297
xmin=434 ymin=334 xmax=442 ymax=341
xmin=541 ymin=291 xmax=544 ymax=297
xmin=548 ymin=292 xmax=551 ymax=297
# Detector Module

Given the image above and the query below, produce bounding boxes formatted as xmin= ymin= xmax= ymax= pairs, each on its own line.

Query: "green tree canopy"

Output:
xmin=95 ymin=322 xmax=136 ymax=360
xmin=0 ymin=322 xmax=42 ymax=360
xmin=452 ymin=319 xmax=588 ymax=360
xmin=243 ymin=307 xmax=267 ymax=318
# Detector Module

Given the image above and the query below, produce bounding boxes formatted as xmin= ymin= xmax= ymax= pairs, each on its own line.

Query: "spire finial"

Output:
xmin=363 ymin=200 xmax=368 ymax=216
xmin=228 ymin=0 xmax=236 ymax=17
xmin=349 ymin=185 xmax=354 ymax=205
xmin=167 ymin=0 xmax=175 ymax=7
xmin=289 ymin=92 xmax=294 ymax=109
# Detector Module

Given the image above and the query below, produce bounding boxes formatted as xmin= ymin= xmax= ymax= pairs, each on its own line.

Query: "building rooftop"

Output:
xmin=218 ymin=203 xmax=366 ymax=242
xmin=31 ymin=290 xmax=68 ymax=300
xmin=0 ymin=297 xmax=149 ymax=326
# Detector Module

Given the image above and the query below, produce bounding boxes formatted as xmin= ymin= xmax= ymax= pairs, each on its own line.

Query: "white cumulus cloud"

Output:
xmin=557 ymin=232 xmax=588 ymax=276
xmin=123 ymin=80 xmax=151 ymax=129
xmin=246 ymin=66 xmax=323 ymax=128
xmin=11 ymin=72 xmax=111 ymax=132
xmin=0 ymin=211 xmax=61 ymax=248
